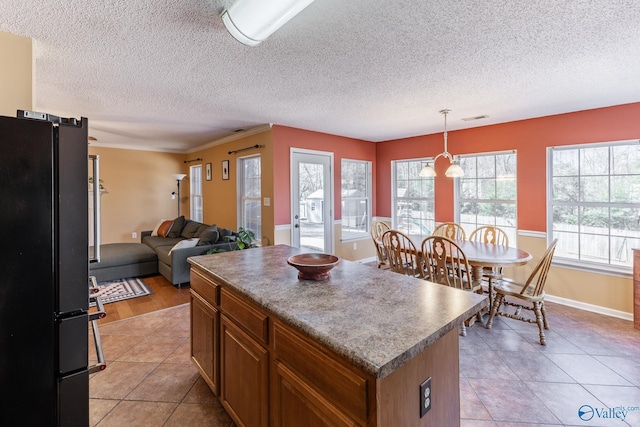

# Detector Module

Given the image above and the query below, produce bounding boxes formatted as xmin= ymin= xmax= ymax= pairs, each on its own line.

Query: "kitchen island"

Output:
xmin=188 ymin=245 xmax=487 ymax=427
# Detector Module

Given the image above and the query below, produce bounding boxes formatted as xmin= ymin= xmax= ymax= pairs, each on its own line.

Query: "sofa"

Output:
xmin=141 ymin=216 xmax=239 ymax=286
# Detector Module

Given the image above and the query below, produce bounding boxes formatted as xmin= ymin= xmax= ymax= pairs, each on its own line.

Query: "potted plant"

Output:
xmin=206 ymin=227 xmax=256 ymax=254
xmin=231 ymin=227 xmax=256 ymax=250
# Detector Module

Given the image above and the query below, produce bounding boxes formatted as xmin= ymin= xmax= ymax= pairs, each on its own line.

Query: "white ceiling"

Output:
xmin=2 ymin=0 xmax=639 ymax=152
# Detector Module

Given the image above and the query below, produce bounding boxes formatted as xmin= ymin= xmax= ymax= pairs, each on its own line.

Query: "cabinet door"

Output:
xmin=220 ymin=314 xmax=269 ymax=427
xmin=272 ymin=360 xmax=359 ymax=427
xmin=191 ymin=291 xmax=219 ymax=395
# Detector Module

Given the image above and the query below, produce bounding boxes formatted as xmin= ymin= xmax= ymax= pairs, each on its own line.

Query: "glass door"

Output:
xmin=291 ymin=150 xmax=333 ymax=253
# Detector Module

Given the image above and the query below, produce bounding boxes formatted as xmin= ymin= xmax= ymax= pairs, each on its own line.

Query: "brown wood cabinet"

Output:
xmin=190 ymin=264 xmax=462 ymax=426
xmin=190 ymin=269 xmax=221 ymax=395
xmin=190 ymin=292 xmax=219 ymax=394
xmin=220 ymin=314 xmax=269 ymax=427
xmin=634 ymin=249 xmax=640 ymax=330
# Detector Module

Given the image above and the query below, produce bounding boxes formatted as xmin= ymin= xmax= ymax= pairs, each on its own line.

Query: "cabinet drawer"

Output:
xmin=273 ymin=322 xmax=369 ymax=423
xmin=220 ymin=288 xmax=269 ymax=345
xmin=191 ymin=269 xmax=220 ymax=306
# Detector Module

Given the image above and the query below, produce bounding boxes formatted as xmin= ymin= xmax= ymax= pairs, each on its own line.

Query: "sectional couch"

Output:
xmin=89 ymin=216 xmax=238 ymax=286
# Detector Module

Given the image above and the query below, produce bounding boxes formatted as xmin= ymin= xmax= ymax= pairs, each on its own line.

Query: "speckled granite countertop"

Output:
xmin=189 ymin=245 xmax=487 ymax=379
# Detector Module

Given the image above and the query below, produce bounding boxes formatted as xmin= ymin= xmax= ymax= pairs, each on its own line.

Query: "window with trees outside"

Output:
xmin=190 ymin=165 xmax=203 ymax=222
xmin=239 ymin=155 xmax=261 ymax=242
xmin=548 ymin=140 xmax=640 ymax=271
xmin=456 ymin=152 xmax=517 ymax=245
xmin=341 ymin=159 xmax=371 ymax=240
xmin=392 ymin=159 xmax=435 ymax=243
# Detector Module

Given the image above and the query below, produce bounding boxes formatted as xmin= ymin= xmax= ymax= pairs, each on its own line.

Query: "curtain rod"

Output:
xmin=228 ymin=144 xmax=264 ymax=155
xmin=184 ymin=157 xmax=203 ymax=164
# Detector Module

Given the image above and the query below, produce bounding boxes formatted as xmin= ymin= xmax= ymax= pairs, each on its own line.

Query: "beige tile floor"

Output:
xmin=89 ymin=301 xmax=640 ymax=426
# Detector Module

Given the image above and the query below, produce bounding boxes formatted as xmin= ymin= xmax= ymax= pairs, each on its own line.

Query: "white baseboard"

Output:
xmin=357 ymin=256 xmax=378 ymax=264
xmin=545 ymin=294 xmax=633 ymax=321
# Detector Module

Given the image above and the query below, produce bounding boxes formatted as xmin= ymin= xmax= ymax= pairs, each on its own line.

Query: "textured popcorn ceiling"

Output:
xmin=1 ymin=0 xmax=639 ymax=152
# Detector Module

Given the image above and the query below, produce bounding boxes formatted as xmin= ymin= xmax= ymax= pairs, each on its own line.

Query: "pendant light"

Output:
xmin=419 ymin=109 xmax=464 ymax=178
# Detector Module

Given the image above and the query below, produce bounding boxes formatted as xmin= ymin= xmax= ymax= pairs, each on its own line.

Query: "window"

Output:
xmin=548 ymin=140 xmax=640 ymax=271
xmin=239 ymin=155 xmax=261 ymax=242
xmin=341 ymin=159 xmax=371 ymax=240
xmin=190 ymin=165 xmax=203 ymax=222
xmin=392 ymin=159 xmax=435 ymax=243
xmin=456 ymin=152 xmax=517 ymax=244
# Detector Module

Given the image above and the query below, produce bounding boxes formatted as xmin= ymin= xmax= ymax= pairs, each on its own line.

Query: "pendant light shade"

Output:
xmin=419 ymin=164 xmax=436 ymax=177
xmin=445 ymin=162 xmax=464 ymax=177
xmin=222 ymin=0 xmax=317 ymax=46
xmin=418 ymin=109 xmax=464 ymax=178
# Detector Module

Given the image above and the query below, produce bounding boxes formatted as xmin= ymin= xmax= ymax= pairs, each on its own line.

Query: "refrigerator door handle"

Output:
xmin=89 ymin=319 xmax=106 ymax=374
xmin=88 ymin=276 xmax=106 ymax=321
xmin=88 ymin=276 xmax=107 ymax=374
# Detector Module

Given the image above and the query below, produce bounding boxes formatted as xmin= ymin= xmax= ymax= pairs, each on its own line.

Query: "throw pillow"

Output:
xmin=167 ymin=215 xmax=186 ymax=238
xmin=181 ymin=220 xmax=202 ymax=238
xmin=218 ymin=228 xmax=233 ymax=242
xmin=194 ymin=223 xmax=211 ymax=237
xmin=168 ymin=238 xmax=200 ymax=255
xmin=157 ymin=220 xmax=174 ymax=237
xmin=197 ymin=225 xmax=219 ymax=246
xmin=151 ymin=219 xmax=167 ymax=236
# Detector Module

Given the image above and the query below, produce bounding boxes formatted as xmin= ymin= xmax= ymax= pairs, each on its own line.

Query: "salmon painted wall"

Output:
xmin=376 ymin=103 xmax=640 ymax=231
xmin=272 ymin=125 xmax=377 ymax=226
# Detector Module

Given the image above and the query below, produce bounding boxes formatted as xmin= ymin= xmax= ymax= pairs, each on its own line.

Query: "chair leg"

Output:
xmin=487 ymin=278 xmax=494 ymax=309
xmin=541 ymin=302 xmax=549 ymax=329
xmin=533 ymin=301 xmax=547 ymax=345
xmin=486 ymin=293 xmax=503 ymax=329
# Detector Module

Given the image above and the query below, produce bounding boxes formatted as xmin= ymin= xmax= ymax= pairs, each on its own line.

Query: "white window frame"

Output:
xmin=391 ymin=158 xmax=435 ymax=244
xmin=455 ymin=150 xmax=517 ymax=245
xmin=237 ymin=154 xmax=261 ymax=243
xmin=547 ymin=140 xmax=640 ymax=274
xmin=340 ymin=159 xmax=372 ymax=241
xmin=190 ymin=164 xmax=203 ymax=222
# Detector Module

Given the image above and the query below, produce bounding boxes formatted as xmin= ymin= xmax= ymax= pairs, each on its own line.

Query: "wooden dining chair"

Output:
xmin=469 ymin=225 xmax=510 ymax=303
xmin=469 ymin=225 xmax=509 ymax=246
xmin=485 ymin=239 xmax=558 ymax=345
xmin=370 ymin=220 xmax=391 ymax=269
xmin=432 ymin=222 xmax=466 ymax=240
xmin=421 ymin=235 xmax=483 ymax=336
xmin=381 ymin=230 xmax=424 ymax=278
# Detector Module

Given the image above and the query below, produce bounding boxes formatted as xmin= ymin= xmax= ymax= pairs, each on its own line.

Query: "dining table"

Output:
xmin=453 ymin=239 xmax=533 ymax=288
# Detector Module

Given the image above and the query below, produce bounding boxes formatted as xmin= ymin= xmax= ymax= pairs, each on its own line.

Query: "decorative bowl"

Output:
xmin=287 ymin=253 xmax=340 ymax=281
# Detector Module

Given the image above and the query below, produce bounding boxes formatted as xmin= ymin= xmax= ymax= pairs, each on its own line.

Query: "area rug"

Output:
xmin=90 ymin=278 xmax=153 ymax=306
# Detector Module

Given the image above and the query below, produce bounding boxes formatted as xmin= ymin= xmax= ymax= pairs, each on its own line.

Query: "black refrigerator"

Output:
xmin=0 ymin=111 xmax=90 ymax=426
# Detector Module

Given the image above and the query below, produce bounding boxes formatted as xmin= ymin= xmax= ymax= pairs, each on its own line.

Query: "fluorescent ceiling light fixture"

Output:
xmin=419 ymin=109 xmax=464 ymax=178
xmin=222 ymin=0 xmax=316 ymax=46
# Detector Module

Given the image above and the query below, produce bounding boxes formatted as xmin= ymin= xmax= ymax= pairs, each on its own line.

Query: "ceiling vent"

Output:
xmin=461 ymin=115 xmax=489 ymax=122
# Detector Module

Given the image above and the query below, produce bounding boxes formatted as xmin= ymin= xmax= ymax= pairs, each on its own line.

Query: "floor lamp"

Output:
xmin=171 ymin=173 xmax=187 ymax=217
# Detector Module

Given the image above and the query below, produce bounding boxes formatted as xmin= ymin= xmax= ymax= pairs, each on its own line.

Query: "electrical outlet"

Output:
xmin=419 ymin=377 xmax=432 ymax=418
xmin=132 ymin=232 xmax=137 ymax=239
xmin=353 ymin=242 xmax=357 ymax=250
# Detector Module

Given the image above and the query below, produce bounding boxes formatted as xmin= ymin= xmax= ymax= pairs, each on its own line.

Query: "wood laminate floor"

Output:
xmin=94 ymin=275 xmax=191 ymax=324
